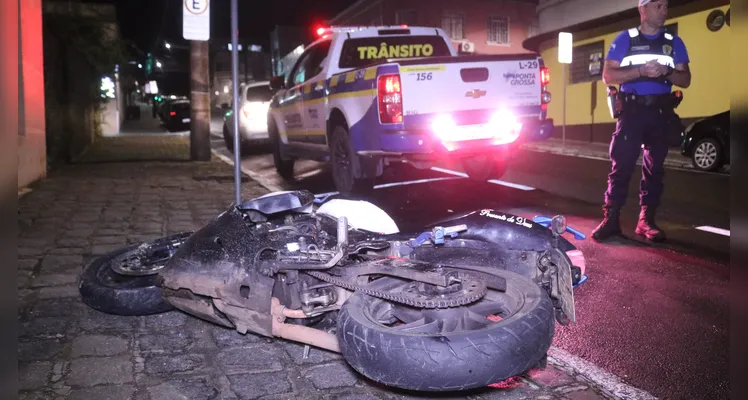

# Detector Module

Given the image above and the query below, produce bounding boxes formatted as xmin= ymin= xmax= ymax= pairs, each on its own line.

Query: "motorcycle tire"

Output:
xmin=79 ymin=243 xmax=175 ymax=316
xmin=337 ymin=269 xmax=555 ymax=392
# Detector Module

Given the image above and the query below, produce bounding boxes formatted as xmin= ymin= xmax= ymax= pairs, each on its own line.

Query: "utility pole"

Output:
xmin=190 ymin=40 xmax=211 ymax=161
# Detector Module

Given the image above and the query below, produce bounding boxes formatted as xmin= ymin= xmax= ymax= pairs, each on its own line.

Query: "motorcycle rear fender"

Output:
xmin=424 ymin=209 xmax=576 ymax=252
xmin=420 ymin=208 xmax=585 ymax=281
xmin=160 ymin=206 xmax=276 ymax=337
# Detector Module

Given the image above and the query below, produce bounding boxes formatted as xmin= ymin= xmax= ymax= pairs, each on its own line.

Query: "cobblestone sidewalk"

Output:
xmin=18 ymin=136 xmax=614 ymax=400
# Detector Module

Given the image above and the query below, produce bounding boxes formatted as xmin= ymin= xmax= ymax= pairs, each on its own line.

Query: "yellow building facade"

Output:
xmin=524 ymin=0 xmax=730 ymax=145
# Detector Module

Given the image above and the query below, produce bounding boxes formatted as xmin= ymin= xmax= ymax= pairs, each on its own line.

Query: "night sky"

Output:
xmin=115 ymin=0 xmax=354 ymax=56
xmin=113 ymin=0 xmax=354 ymax=94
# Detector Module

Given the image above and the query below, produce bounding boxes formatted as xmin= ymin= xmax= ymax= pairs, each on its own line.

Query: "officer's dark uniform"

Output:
xmin=592 ymin=27 xmax=687 ymax=242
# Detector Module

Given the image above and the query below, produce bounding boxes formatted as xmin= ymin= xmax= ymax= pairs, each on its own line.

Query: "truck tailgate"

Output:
xmin=397 ymin=55 xmax=543 ymax=121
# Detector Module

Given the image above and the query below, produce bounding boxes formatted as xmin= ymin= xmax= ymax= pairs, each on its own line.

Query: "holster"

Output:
xmin=607 ymin=86 xmax=684 ymax=120
xmin=606 ymin=86 xmax=623 ymax=119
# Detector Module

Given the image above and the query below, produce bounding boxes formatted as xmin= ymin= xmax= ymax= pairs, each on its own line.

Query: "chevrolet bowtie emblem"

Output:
xmin=465 ymin=89 xmax=487 ymax=99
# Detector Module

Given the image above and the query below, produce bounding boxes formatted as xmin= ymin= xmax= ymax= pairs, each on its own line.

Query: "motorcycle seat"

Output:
xmin=238 ymin=190 xmax=316 ymax=215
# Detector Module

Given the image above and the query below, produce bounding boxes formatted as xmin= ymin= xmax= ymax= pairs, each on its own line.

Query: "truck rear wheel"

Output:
xmin=463 ymin=154 xmax=507 ymax=181
xmin=330 ymin=125 xmax=375 ymax=198
xmin=270 ymin=121 xmax=295 ymax=180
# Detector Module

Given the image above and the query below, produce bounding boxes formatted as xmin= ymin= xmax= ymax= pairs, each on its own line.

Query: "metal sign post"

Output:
xmin=230 ymin=0 xmax=242 ymax=205
xmin=558 ymin=32 xmax=573 ymax=148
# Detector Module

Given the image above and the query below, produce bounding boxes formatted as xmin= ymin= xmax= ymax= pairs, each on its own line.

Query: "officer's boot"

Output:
xmin=591 ymin=205 xmax=622 ymax=242
xmin=635 ymin=205 xmax=666 ymax=242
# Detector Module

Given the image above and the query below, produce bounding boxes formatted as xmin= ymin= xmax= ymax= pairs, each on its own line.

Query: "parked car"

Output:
xmin=160 ymin=100 xmax=191 ymax=132
xmin=222 ymin=81 xmax=273 ymax=152
xmin=680 ymin=110 xmax=729 ymax=172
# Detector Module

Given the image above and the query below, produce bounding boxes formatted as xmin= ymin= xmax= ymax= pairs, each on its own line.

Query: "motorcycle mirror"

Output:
xmin=551 ymin=215 xmax=567 ymax=236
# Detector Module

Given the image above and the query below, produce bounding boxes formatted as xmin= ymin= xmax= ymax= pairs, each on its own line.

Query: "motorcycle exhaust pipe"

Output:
xmin=270 ymin=297 xmax=340 ymax=353
xmin=271 ymin=319 xmax=340 ymax=353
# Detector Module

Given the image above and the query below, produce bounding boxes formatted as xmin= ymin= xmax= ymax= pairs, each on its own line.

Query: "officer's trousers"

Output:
xmin=604 ymin=104 xmax=672 ymax=208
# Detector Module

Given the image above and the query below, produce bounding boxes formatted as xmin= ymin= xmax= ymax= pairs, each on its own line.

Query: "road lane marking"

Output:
xmin=313 ymin=176 xmax=463 ymax=198
xmin=487 ymin=179 xmax=535 ymax=191
xmin=374 ymin=176 xmax=460 ymax=189
xmin=696 ymin=226 xmax=730 ymax=237
xmin=431 ymin=167 xmax=468 ymax=178
xmin=430 ymin=167 xmax=536 ymax=191
xmin=548 ymin=347 xmax=658 ymax=400
xmin=213 ymin=150 xmax=465 ymax=197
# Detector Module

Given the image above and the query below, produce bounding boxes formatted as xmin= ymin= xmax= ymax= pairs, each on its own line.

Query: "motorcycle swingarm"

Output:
xmin=335 ymin=258 xmax=507 ymax=291
xmin=336 ymin=259 xmax=457 ymax=287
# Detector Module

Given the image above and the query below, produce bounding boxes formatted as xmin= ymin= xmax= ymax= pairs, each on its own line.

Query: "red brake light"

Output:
xmin=377 ymin=74 xmax=403 ymax=124
xmin=169 ymin=111 xmax=176 ymax=116
xmin=316 ymin=27 xmax=326 ymax=36
xmin=540 ymin=67 xmax=550 ymax=86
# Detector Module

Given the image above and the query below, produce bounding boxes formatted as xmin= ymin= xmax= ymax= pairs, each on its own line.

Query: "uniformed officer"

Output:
xmin=592 ymin=0 xmax=691 ymax=242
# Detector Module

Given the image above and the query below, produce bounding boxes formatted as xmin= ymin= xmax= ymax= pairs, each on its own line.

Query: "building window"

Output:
xmin=570 ymin=41 xmax=604 ymax=84
xmin=396 ymin=10 xmax=417 ymax=26
xmin=487 ymin=17 xmax=510 ymax=44
xmin=442 ymin=12 xmax=464 ymax=40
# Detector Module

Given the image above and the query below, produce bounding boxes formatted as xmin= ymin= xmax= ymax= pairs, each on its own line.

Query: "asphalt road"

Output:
xmin=210 ymin=130 xmax=729 ymax=400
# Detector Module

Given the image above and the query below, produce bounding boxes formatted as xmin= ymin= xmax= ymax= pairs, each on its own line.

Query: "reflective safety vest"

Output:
xmin=620 ymin=28 xmax=675 ymax=83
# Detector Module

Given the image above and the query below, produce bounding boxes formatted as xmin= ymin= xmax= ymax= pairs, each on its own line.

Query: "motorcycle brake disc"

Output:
xmin=110 ymin=245 xmax=168 ymax=276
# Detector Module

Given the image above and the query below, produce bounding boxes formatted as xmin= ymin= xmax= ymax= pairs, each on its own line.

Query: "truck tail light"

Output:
xmin=540 ymin=67 xmax=550 ymax=86
xmin=540 ymin=66 xmax=551 ymax=105
xmin=377 ymin=74 xmax=403 ymax=124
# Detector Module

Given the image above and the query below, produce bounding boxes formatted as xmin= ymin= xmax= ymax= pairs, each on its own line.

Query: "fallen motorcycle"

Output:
xmin=79 ymin=190 xmax=586 ymax=392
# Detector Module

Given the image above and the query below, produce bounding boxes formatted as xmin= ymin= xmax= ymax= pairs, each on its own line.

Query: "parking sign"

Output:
xmin=183 ymin=0 xmax=210 ymax=41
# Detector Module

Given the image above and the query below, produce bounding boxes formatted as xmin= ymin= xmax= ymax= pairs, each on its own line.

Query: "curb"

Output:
xmin=520 ymin=144 xmax=696 ymax=171
xmin=548 ymin=347 xmax=659 ymax=400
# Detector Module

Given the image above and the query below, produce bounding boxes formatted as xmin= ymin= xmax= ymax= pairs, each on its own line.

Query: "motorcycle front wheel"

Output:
xmin=78 ymin=232 xmax=192 ymax=316
xmin=337 ymin=269 xmax=555 ymax=392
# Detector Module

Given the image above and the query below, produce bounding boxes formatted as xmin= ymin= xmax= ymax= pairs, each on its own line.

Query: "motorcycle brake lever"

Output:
xmin=532 ymin=216 xmax=586 ymax=240
xmin=564 ymin=226 xmax=586 ymax=240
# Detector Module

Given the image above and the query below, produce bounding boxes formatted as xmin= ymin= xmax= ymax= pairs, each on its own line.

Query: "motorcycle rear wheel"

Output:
xmin=337 ymin=269 xmax=555 ymax=392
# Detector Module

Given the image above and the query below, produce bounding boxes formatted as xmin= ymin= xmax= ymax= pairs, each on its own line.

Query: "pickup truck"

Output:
xmin=267 ymin=25 xmax=553 ymax=196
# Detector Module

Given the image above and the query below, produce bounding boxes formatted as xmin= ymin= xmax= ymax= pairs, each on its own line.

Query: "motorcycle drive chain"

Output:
xmin=304 ymin=269 xmax=487 ymax=309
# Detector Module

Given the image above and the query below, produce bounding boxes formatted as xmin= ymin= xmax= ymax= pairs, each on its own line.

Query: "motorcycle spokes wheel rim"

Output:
xmin=361 ymin=277 xmax=523 ymax=335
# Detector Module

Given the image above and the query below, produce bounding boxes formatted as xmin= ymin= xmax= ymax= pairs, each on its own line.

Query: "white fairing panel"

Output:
xmin=317 ymin=199 xmax=400 ymax=234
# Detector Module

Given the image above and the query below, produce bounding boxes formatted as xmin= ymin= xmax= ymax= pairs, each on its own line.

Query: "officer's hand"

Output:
xmin=640 ymin=60 xmax=664 ymax=78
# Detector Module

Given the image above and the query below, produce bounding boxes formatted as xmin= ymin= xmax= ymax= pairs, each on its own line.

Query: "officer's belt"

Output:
xmin=619 ymin=93 xmax=673 ymax=108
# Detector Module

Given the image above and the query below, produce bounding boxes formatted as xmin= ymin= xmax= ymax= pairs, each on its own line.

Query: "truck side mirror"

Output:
xmin=270 ymin=76 xmax=285 ymax=91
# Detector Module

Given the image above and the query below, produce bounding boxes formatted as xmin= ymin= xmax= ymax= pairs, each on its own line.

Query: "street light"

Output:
xmin=165 ymin=42 xmax=171 ymax=49
xmin=156 ymin=61 xmax=162 ymax=68
xmin=138 ymin=63 xmax=142 ymax=69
